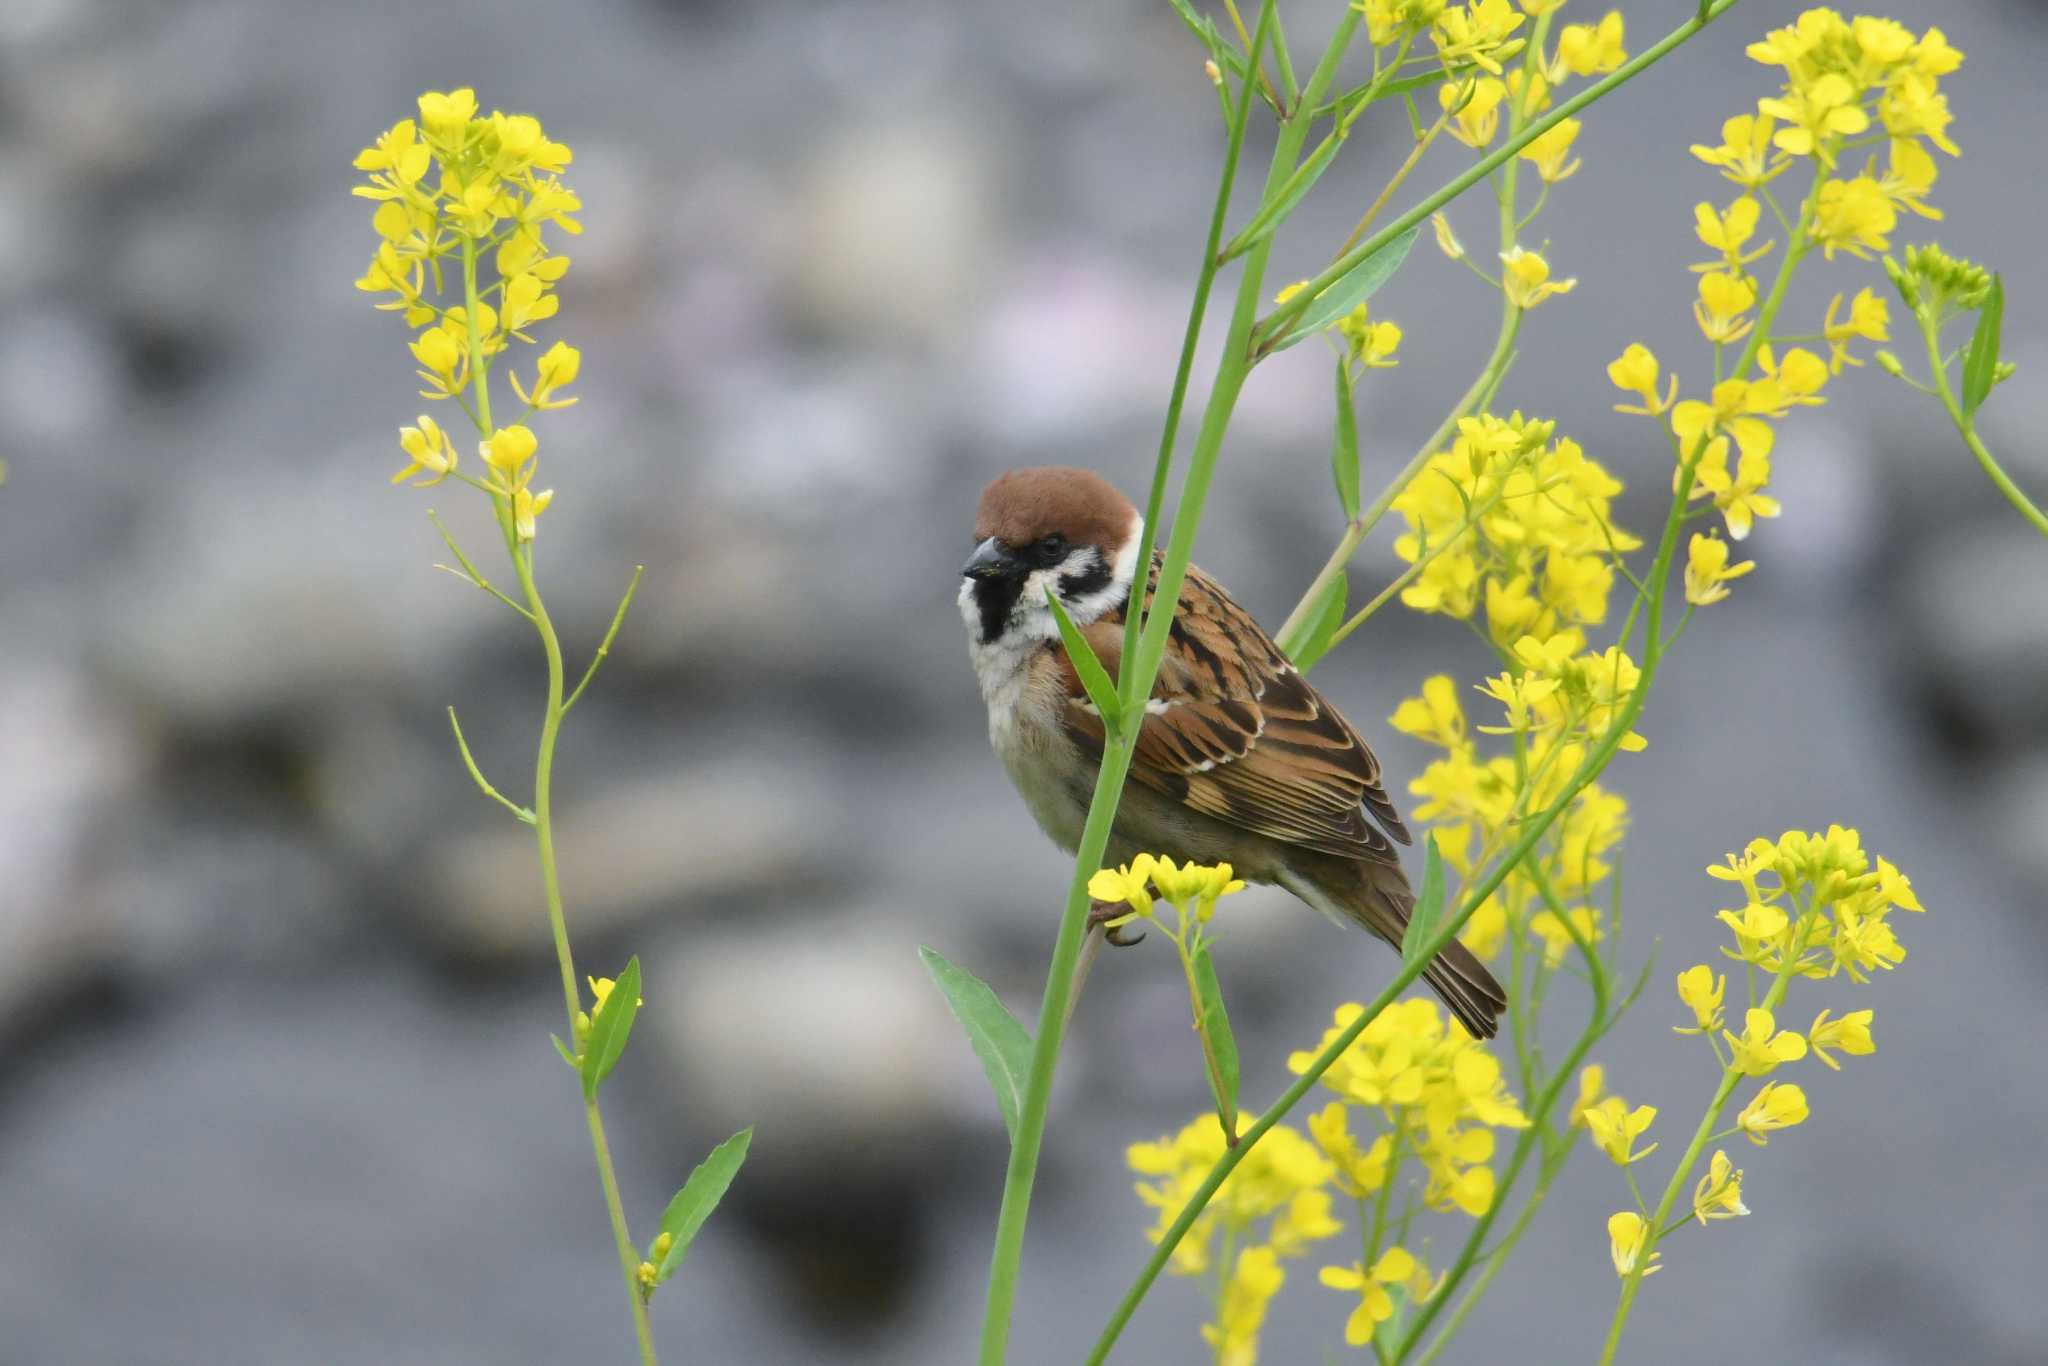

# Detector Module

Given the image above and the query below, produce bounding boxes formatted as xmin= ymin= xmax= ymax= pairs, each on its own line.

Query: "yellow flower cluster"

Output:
xmin=1390 ymin=410 xmax=1637 ymax=643
xmin=1128 ymin=1114 xmax=1339 ymax=1364
xmin=1290 ymin=999 xmax=1529 ymax=1216
xmin=1599 ymin=830 xmax=1921 ymax=1280
xmin=1127 ymin=995 xmax=1520 ymax=1362
xmin=353 ymin=89 xmax=584 ymax=538
xmin=1609 ymin=12 xmax=1962 ymax=557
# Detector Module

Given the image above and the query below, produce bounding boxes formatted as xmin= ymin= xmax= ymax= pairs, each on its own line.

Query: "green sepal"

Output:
xmin=1193 ymin=942 xmax=1240 ymax=1140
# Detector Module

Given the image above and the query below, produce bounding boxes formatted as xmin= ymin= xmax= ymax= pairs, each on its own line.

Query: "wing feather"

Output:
xmin=1053 ymin=556 xmax=1411 ymax=861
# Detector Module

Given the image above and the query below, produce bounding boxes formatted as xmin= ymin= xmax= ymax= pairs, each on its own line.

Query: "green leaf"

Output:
xmin=1193 ymin=943 xmax=1240 ymax=1136
xmin=579 ymin=956 xmax=641 ymax=1102
xmin=1962 ymin=273 xmax=2003 ymax=415
xmin=653 ymin=1126 xmax=753 ymax=1284
xmin=1267 ymin=225 xmax=1420 ymax=354
xmin=1222 ymin=136 xmax=1340 ymax=260
xmin=1045 ymin=587 xmax=1122 ymax=729
xmin=1331 ymin=356 xmax=1361 ymax=521
xmin=550 ymin=1033 xmax=577 ymax=1068
xmin=919 ymin=946 xmax=1035 ymax=1142
xmin=1282 ymin=569 xmax=1348 ymax=672
xmin=1399 ymin=835 xmax=1447 ymax=967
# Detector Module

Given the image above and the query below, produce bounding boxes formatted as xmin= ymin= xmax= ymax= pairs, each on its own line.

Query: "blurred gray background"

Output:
xmin=1 ymin=0 xmax=2043 ymax=1361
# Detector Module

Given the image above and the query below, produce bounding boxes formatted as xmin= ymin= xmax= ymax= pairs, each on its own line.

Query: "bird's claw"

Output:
xmin=1088 ymin=898 xmax=1147 ymax=948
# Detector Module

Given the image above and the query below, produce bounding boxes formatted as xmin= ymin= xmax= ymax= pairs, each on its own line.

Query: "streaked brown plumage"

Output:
xmin=960 ymin=466 xmax=1505 ymax=1038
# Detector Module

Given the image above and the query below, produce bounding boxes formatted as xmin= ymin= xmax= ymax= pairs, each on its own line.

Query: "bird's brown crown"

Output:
xmin=973 ymin=467 xmax=1135 ymax=553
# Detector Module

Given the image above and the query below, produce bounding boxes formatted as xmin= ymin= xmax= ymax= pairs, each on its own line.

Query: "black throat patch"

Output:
xmin=971 ymin=573 xmax=1026 ymax=645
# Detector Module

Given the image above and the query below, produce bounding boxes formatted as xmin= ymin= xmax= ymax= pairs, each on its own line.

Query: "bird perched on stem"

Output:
xmin=959 ymin=466 xmax=1504 ymax=1038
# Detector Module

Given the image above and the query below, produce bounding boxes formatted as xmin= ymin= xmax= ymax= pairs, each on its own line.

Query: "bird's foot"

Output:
xmin=1087 ymin=898 xmax=1146 ymax=948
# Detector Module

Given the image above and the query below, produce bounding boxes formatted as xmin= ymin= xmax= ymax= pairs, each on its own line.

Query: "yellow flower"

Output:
xmin=1690 ymin=112 xmax=1785 ymax=189
xmin=1737 ymin=1081 xmax=1809 ymax=1145
xmin=417 ymin=87 xmax=479 ymax=141
xmin=1431 ymin=212 xmax=1466 ymax=261
xmin=512 ymin=340 xmax=583 ymax=411
xmin=1606 ymin=343 xmax=1673 ymax=415
xmin=1606 ymin=1211 xmax=1659 ymax=1278
xmin=1432 ymin=0 xmax=1527 ymax=76
xmin=1673 ymin=964 xmax=1726 ymax=1034
xmin=1822 ymin=288 xmax=1889 ymax=374
xmin=1807 ymin=1008 xmax=1874 ymax=1069
xmin=1150 ymin=856 xmax=1248 ymax=921
xmin=1529 ymin=906 xmax=1603 ymax=969
xmin=1320 ymin=1247 xmax=1418 ymax=1345
xmin=514 ymin=485 xmax=556 ymax=542
xmin=392 ymin=413 xmax=458 ymax=487
xmin=1499 ymin=246 xmax=1575 ymax=309
xmin=1088 ymin=854 xmax=1159 ymax=921
xmin=1693 ymin=270 xmax=1758 ymax=344
xmin=1269 ymin=1188 xmax=1343 ymax=1257
xmin=410 ymin=325 xmax=465 ymax=399
xmin=1568 ymin=1064 xmax=1605 ymax=1128
xmin=1692 ymin=197 xmax=1770 ymax=273
xmin=353 ymin=118 xmax=433 ymax=186
xmin=1337 ymin=304 xmax=1402 ymax=368
xmin=1553 ymin=12 xmax=1625 ymax=78
xmin=1724 ymin=1007 xmax=1807 ymax=1076
xmin=1757 ymin=345 xmax=1829 ymax=407
xmin=1441 ymin=76 xmax=1507 ymax=148
xmin=1760 ymin=73 xmax=1868 ymax=163
xmin=482 ymin=423 xmax=540 ymax=489
xmin=1812 ymin=176 xmax=1897 ymax=259
xmin=1359 ymin=0 xmax=1447 ymax=47
xmin=1389 ymin=675 xmax=1468 ymax=750
xmin=1584 ymin=1097 xmax=1658 ymax=1166
xmin=1683 ymin=532 xmax=1754 ymax=607
xmin=1518 ymin=117 xmax=1582 ymax=182
xmin=1307 ymin=1102 xmax=1392 ymax=1196
xmin=1716 ymin=900 xmax=1789 ymax=963
xmin=1202 ymin=1245 xmax=1285 ymax=1366
xmin=1692 ymin=1149 xmax=1750 ymax=1223
xmin=499 ymin=272 xmax=561 ymax=335
xmin=1692 ymin=442 xmax=1781 ymax=541
xmin=588 ymin=974 xmax=643 ymax=1012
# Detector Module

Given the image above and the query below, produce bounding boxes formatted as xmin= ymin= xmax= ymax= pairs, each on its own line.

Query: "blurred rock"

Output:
xmin=419 ymin=762 xmax=841 ymax=962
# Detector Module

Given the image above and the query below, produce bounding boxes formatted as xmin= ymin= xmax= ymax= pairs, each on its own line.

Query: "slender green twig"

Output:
xmin=428 ymin=509 xmax=536 ymax=621
xmin=564 ymin=564 xmax=646 ymax=713
xmin=1919 ymin=314 xmax=2048 ymax=538
xmin=446 ymin=706 xmax=536 ymax=824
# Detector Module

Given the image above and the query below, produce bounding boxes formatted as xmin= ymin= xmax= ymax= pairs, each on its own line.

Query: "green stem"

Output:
xmin=978 ymin=6 xmax=1359 ymax=1361
xmin=1921 ymin=315 xmax=2048 ymax=538
xmin=462 ymin=235 xmax=657 ymax=1366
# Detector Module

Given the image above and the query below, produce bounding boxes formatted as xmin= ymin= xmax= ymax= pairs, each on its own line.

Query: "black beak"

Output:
xmin=963 ymin=537 xmax=1025 ymax=581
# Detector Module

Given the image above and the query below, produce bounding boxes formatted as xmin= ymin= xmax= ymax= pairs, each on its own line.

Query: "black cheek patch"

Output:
xmin=1057 ymin=553 xmax=1113 ymax=601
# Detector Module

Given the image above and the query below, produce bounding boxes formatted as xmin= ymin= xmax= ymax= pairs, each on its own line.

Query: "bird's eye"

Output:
xmin=1035 ymin=533 xmax=1068 ymax=564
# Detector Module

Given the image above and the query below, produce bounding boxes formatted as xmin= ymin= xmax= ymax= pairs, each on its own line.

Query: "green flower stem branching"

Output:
xmin=1918 ymin=313 xmax=2048 ymax=538
xmin=459 ymin=235 xmax=658 ymax=1366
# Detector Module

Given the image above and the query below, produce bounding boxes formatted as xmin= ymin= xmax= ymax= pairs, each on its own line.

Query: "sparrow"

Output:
xmin=959 ymin=466 xmax=1505 ymax=1038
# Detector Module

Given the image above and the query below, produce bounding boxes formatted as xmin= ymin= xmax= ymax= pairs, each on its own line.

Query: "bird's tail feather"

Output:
xmin=1291 ymin=861 xmax=1508 ymax=1040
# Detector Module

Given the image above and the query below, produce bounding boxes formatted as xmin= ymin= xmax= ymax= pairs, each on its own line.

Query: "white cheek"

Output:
xmin=1013 ymin=569 xmax=1060 ymax=639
